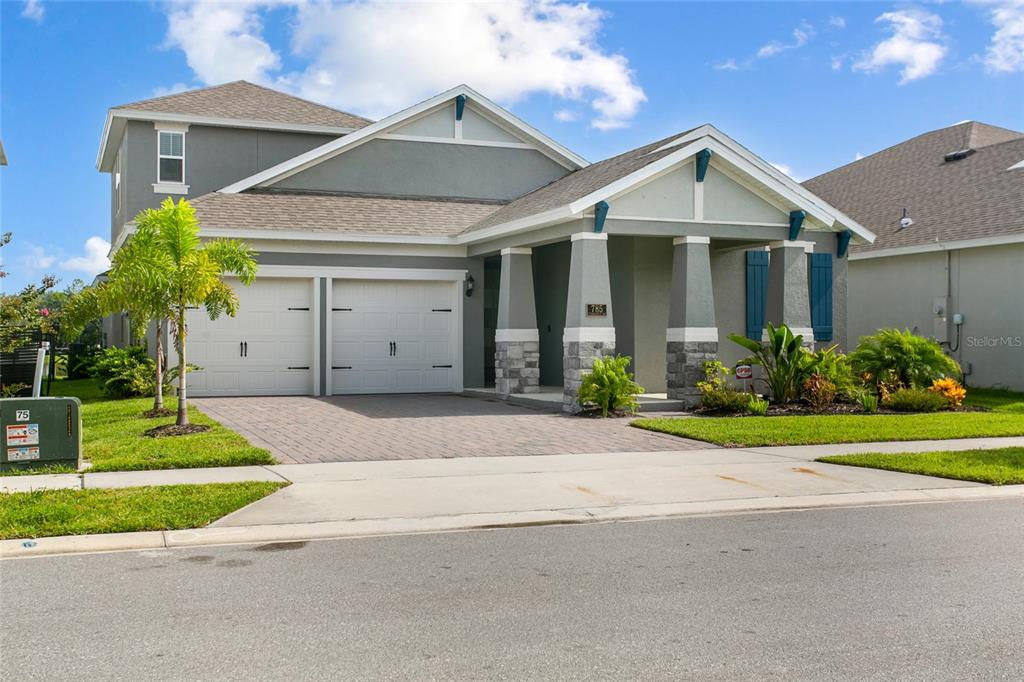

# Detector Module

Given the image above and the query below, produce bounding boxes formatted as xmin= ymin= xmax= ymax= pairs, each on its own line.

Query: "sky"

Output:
xmin=1 ymin=0 xmax=1022 ymax=292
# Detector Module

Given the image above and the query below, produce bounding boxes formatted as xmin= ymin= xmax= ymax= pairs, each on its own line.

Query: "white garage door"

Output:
xmin=183 ymin=278 xmax=314 ymax=397
xmin=330 ymin=279 xmax=459 ymax=394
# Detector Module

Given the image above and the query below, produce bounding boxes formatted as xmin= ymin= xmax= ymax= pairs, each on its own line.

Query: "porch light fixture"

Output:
xmin=465 ymin=274 xmax=475 ymax=297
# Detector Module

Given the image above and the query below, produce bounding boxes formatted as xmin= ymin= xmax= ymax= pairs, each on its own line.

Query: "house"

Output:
xmin=96 ymin=81 xmax=873 ymax=409
xmin=804 ymin=121 xmax=1024 ymax=391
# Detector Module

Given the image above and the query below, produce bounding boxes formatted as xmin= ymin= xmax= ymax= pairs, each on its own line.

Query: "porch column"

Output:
xmin=563 ymin=233 xmax=615 ymax=412
xmin=766 ymin=240 xmax=814 ymax=347
xmin=495 ymin=247 xmax=540 ymax=397
xmin=665 ymin=237 xmax=718 ymax=405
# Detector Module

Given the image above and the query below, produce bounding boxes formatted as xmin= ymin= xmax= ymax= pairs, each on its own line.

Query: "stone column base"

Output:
xmin=495 ymin=339 xmax=540 ymax=397
xmin=666 ymin=341 xmax=719 ymax=407
xmin=563 ymin=340 xmax=616 ymax=413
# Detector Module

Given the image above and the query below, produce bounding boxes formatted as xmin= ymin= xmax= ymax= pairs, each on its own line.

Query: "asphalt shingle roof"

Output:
xmin=463 ymin=129 xmax=696 ymax=233
xmin=191 ymin=191 xmax=503 ymax=237
xmin=803 ymin=122 xmax=1024 ymax=254
xmin=114 ymin=81 xmax=372 ymax=130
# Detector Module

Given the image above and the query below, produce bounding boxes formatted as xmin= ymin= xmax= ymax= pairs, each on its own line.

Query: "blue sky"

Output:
xmin=2 ymin=0 xmax=1022 ymax=292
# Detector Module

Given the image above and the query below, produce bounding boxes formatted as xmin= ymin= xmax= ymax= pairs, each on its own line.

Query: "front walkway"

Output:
xmin=190 ymin=394 xmax=699 ymax=463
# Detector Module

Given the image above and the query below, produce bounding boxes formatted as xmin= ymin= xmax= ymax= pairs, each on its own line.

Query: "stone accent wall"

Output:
xmin=666 ymin=341 xmax=719 ymax=406
xmin=563 ymin=340 xmax=616 ymax=413
xmin=495 ymin=340 xmax=540 ymax=397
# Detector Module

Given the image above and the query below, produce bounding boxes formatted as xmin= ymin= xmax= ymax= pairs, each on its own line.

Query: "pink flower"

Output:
xmin=39 ymin=308 xmax=50 ymax=317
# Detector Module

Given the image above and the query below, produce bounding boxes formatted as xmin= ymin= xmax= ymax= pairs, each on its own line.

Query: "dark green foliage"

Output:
xmin=883 ymin=387 xmax=948 ymax=413
xmin=697 ymin=361 xmax=749 ymax=412
xmin=91 ymin=346 xmax=156 ymax=398
xmin=850 ymin=328 xmax=960 ymax=390
xmin=729 ymin=323 xmax=813 ymax=404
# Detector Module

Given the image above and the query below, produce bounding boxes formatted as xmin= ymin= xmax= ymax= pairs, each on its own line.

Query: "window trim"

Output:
xmin=153 ymin=122 xmax=190 ymax=194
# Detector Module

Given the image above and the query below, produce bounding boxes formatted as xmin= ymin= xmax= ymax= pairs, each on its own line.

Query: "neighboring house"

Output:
xmin=804 ymin=121 xmax=1024 ymax=391
xmin=96 ymin=81 xmax=872 ymax=408
xmin=0 ymin=137 xmax=7 ymax=166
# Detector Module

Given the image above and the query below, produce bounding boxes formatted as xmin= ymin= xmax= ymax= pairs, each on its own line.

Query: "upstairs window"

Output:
xmin=158 ymin=131 xmax=184 ymax=184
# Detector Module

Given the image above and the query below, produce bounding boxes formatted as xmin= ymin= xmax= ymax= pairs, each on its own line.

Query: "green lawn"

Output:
xmin=633 ymin=388 xmax=1024 ymax=447
xmin=21 ymin=379 xmax=275 ymax=473
xmin=0 ymin=482 xmax=286 ymax=540
xmin=818 ymin=447 xmax=1024 ymax=485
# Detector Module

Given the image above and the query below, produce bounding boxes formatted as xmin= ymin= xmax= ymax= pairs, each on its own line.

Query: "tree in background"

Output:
xmin=0 ymin=232 xmax=58 ymax=353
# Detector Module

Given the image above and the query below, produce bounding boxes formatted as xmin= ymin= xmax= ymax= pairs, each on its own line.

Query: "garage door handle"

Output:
xmin=433 ymin=365 xmax=453 ymax=368
xmin=287 ymin=366 xmax=310 ymax=370
xmin=240 ymin=341 xmax=243 ymax=358
xmin=288 ymin=307 xmax=310 ymax=311
xmin=243 ymin=342 xmax=248 ymax=357
xmin=432 ymin=308 xmax=452 ymax=312
xmin=332 ymin=366 xmax=352 ymax=370
xmin=332 ymin=308 xmax=352 ymax=312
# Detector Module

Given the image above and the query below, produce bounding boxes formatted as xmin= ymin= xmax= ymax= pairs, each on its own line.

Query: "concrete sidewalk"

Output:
xmin=3 ymin=436 xmax=1023 ymax=558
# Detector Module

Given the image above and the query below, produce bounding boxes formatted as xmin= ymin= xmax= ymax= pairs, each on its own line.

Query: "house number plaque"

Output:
xmin=586 ymin=303 xmax=608 ymax=317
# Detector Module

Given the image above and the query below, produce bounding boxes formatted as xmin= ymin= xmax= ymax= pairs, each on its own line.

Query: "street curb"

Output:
xmin=4 ymin=484 xmax=1023 ymax=560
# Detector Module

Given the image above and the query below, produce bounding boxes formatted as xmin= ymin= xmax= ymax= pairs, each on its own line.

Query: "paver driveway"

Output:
xmin=192 ymin=394 xmax=705 ymax=463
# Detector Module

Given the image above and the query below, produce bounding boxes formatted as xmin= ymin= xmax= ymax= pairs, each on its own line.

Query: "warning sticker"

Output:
xmin=7 ymin=447 xmax=40 ymax=462
xmin=6 ymin=424 xmax=40 ymax=446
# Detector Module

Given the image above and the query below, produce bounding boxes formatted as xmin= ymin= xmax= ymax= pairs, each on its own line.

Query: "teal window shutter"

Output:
xmin=745 ymin=250 xmax=768 ymax=340
xmin=809 ymin=253 xmax=833 ymax=342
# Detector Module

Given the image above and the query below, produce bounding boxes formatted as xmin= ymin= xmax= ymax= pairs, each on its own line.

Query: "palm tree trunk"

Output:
xmin=153 ymin=320 xmax=164 ymax=412
xmin=176 ymin=308 xmax=189 ymax=426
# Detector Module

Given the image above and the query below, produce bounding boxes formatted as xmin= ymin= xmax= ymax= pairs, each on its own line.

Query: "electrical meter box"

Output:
xmin=0 ymin=397 xmax=82 ymax=472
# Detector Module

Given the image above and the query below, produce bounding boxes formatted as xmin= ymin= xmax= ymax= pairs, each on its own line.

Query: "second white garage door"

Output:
xmin=330 ymin=279 xmax=460 ymax=394
xmin=183 ymin=278 xmax=314 ymax=397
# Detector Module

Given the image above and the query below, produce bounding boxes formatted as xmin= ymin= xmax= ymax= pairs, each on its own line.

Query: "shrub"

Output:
xmin=91 ymin=345 xmax=156 ymax=398
xmin=697 ymin=361 xmax=749 ymax=412
xmin=746 ymin=395 xmax=769 ymax=416
xmin=859 ymin=392 xmax=879 ymax=414
xmin=729 ymin=323 xmax=812 ymax=404
xmin=802 ymin=345 xmax=858 ymax=400
xmin=850 ymin=328 xmax=960 ymax=390
xmin=577 ymin=355 xmax=645 ymax=417
xmin=929 ymin=377 xmax=967 ymax=407
xmin=802 ymin=373 xmax=837 ymax=411
xmin=883 ymin=387 xmax=947 ymax=413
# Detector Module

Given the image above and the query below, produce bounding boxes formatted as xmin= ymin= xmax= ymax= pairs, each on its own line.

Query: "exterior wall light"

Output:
xmin=465 ymin=274 xmax=475 ymax=297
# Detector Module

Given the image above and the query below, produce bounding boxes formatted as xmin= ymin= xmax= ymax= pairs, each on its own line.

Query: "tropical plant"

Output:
xmin=929 ymin=377 xmax=967 ymax=407
xmin=883 ymin=387 xmax=947 ymax=413
xmin=122 ymin=198 xmax=257 ymax=426
xmin=577 ymin=355 xmax=645 ymax=417
xmin=802 ymin=373 xmax=837 ymax=411
xmin=858 ymin=392 xmax=879 ymax=414
xmin=801 ymin=345 xmax=858 ymax=400
xmin=850 ymin=328 xmax=960 ymax=390
xmin=696 ymin=360 xmax=749 ymax=412
xmin=746 ymin=395 xmax=769 ymax=416
xmin=91 ymin=346 xmax=156 ymax=398
xmin=0 ymin=232 xmax=58 ymax=353
xmin=729 ymin=323 xmax=813 ymax=404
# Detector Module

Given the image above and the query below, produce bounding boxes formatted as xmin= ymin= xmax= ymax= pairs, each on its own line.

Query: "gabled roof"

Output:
xmin=803 ymin=121 xmax=1024 ymax=257
xmin=97 ymin=81 xmax=371 ymax=171
xmin=189 ymin=191 xmax=502 ymax=239
xmin=114 ymin=81 xmax=372 ymax=129
xmin=218 ymin=85 xmax=589 ymax=194
xmin=461 ymin=124 xmax=875 ymax=244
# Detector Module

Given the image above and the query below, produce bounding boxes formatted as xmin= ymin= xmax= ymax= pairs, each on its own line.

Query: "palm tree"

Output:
xmin=126 ymin=198 xmax=256 ymax=426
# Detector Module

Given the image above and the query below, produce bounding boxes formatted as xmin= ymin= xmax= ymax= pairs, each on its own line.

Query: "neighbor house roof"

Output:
xmin=97 ymin=81 xmax=371 ymax=171
xmin=803 ymin=121 xmax=1024 ymax=258
xmin=189 ymin=191 xmax=503 ymax=239
xmin=113 ymin=81 xmax=373 ymax=130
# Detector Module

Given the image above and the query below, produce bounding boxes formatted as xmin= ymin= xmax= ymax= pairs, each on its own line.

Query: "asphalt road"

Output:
xmin=2 ymin=500 xmax=1023 ymax=681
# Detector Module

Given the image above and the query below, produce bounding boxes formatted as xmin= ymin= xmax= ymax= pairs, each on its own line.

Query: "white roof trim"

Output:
xmin=96 ymin=109 xmax=358 ymax=171
xmin=849 ymin=233 xmax=1024 ymax=260
xmin=1007 ymin=159 xmax=1024 ymax=171
xmin=218 ymin=84 xmax=589 ymax=194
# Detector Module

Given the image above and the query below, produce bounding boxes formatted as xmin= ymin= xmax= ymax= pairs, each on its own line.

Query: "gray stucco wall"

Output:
xmin=849 ymin=243 xmax=1024 ymax=390
xmin=115 ymin=121 xmax=337 ymax=243
xmin=256 ymin=251 xmax=486 ymax=389
xmin=274 ymin=139 xmax=569 ymax=200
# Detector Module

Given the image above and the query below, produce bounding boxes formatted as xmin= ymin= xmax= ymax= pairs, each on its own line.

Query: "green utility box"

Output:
xmin=0 ymin=397 xmax=82 ymax=472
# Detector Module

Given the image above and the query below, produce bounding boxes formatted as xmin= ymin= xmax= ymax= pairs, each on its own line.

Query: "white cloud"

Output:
xmin=554 ymin=109 xmax=578 ymax=122
xmin=757 ymin=23 xmax=813 ymax=58
xmin=829 ymin=16 xmax=847 ymax=29
xmin=980 ymin=0 xmax=1024 ymax=72
xmin=162 ymin=0 xmax=646 ymax=131
xmin=770 ymin=162 xmax=802 ymax=182
xmin=854 ymin=9 xmax=947 ymax=84
xmin=831 ymin=56 xmax=844 ymax=71
xmin=152 ymin=82 xmax=192 ymax=98
xmin=714 ymin=58 xmax=740 ymax=71
xmin=60 ymin=237 xmax=111 ymax=278
xmin=855 ymin=152 xmax=866 ymax=161
xmin=21 ymin=0 xmax=44 ymax=23
xmin=18 ymin=244 xmax=55 ymax=273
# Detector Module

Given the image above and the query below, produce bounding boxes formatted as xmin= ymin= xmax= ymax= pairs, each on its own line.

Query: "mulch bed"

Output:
xmin=144 ymin=424 xmax=212 ymax=438
xmin=698 ymin=402 xmax=990 ymax=418
xmin=141 ymin=408 xmax=176 ymax=419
